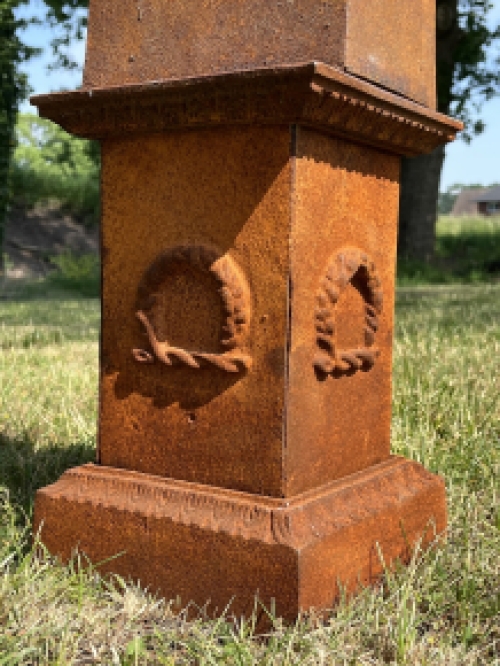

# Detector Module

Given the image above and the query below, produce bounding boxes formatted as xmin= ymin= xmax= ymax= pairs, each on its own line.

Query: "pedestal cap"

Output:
xmin=32 ymin=64 xmax=461 ymax=157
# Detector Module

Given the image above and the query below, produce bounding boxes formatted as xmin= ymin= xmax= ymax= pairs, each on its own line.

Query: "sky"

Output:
xmin=17 ymin=0 xmax=500 ymax=192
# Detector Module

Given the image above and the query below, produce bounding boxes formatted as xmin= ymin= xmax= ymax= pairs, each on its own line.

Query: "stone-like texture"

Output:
xmin=82 ymin=0 xmax=435 ymax=107
xmin=34 ymin=457 xmax=446 ymax=621
xmin=286 ymin=127 xmax=400 ymax=495
xmin=33 ymin=65 xmax=461 ymax=156
xmin=99 ymin=126 xmax=291 ymax=496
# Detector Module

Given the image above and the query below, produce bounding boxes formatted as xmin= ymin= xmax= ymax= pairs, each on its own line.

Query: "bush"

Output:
xmin=9 ymin=114 xmax=100 ymax=225
xmin=436 ymin=215 xmax=500 ymax=278
xmin=47 ymin=252 xmax=100 ymax=297
xmin=398 ymin=215 xmax=500 ymax=284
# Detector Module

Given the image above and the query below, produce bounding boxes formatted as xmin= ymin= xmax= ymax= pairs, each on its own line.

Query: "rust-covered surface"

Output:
xmin=82 ymin=0 xmax=435 ymax=107
xmin=30 ymin=0 xmax=462 ymax=620
xmin=83 ymin=0 xmax=346 ymax=90
xmin=99 ymin=125 xmax=400 ymax=497
xmin=285 ymin=128 xmax=400 ymax=495
xmin=34 ymin=458 xmax=446 ymax=620
xmin=99 ymin=126 xmax=291 ymax=496
xmin=32 ymin=64 xmax=462 ymax=156
xmin=345 ymin=0 xmax=436 ymax=108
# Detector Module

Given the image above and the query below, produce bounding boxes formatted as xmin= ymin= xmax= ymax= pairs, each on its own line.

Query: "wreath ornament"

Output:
xmin=314 ymin=247 xmax=383 ymax=376
xmin=132 ymin=245 xmax=252 ymax=373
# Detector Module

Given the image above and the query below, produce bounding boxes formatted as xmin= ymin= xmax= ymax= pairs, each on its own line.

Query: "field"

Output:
xmin=0 ymin=271 xmax=499 ymax=662
xmin=398 ymin=215 xmax=500 ymax=284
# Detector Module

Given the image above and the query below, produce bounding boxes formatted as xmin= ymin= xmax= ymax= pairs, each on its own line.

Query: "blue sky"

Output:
xmin=17 ymin=0 xmax=500 ymax=192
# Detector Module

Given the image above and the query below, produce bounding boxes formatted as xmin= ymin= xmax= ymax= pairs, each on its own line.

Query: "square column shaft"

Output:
xmin=32 ymin=62 xmax=461 ymax=618
xmin=98 ymin=123 xmax=398 ymax=496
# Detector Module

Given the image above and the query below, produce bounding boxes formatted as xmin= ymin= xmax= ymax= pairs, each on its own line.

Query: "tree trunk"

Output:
xmin=0 ymin=1 xmax=33 ymax=278
xmin=0 ymin=3 xmax=18 ymax=277
xmin=397 ymin=0 xmax=463 ymax=263
xmin=398 ymin=145 xmax=446 ymax=262
xmin=0 ymin=104 xmax=14 ymax=276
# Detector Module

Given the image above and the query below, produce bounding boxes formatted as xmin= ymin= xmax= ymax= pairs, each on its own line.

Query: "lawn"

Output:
xmin=0 ymin=278 xmax=499 ymax=664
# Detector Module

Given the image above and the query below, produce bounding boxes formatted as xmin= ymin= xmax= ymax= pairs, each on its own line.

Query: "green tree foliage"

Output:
xmin=42 ymin=0 xmax=88 ymax=71
xmin=437 ymin=0 xmax=500 ymax=132
xmin=398 ymin=0 xmax=500 ymax=262
xmin=0 ymin=0 xmax=38 ymax=273
xmin=0 ymin=0 xmax=89 ymax=274
xmin=10 ymin=113 xmax=100 ymax=222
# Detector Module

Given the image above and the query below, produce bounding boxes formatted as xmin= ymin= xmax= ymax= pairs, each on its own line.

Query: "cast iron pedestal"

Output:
xmin=32 ymin=2 xmax=461 ymax=621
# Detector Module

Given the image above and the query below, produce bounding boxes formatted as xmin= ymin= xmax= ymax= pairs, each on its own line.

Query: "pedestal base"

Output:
xmin=34 ymin=457 xmax=446 ymax=621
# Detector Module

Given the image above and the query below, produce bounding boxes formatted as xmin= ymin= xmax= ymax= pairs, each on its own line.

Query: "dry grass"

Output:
xmin=0 ymin=280 xmax=499 ymax=664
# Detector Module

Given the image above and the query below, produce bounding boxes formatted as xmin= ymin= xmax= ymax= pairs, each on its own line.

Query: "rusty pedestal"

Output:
xmin=32 ymin=1 xmax=461 ymax=621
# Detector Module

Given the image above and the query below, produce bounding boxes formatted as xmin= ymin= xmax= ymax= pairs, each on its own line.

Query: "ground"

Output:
xmin=4 ymin=202 xmax=98 ymax=279
xmin=0 ymin=213 xmax=498 ymax=663
xmin=0 ymin=278 xmax=498 ymax=663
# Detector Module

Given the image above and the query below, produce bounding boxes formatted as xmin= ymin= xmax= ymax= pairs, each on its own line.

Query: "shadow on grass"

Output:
xmin=397 ymin=257 xmax=500 ymax=286
xmin=0 ymin=432 xmax=95 ymax=516
xmin=0 ymin=278 xmax=72 ymax=302
xmin=395 ymin=283 xmax=500 ymax=326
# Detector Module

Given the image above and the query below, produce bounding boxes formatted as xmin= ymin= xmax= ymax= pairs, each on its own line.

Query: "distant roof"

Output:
xmin=475 ymin=185 xmax=500 ymax=202
xmin=451 ymin=188 xmax=485 ymax=216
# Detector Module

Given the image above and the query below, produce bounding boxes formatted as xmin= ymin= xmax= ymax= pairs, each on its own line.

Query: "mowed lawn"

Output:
xmin=0 ymin=280 xmax=499 ymax=664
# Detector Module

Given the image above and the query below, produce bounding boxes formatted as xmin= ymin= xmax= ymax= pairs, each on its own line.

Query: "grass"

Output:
xmin=398 ymin=215 xmax=500 ymax=285
xmin=0 ymin=278 xmax=499 ymax=664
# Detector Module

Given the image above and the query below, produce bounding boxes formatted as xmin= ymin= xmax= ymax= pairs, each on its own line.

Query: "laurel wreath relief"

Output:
xmin=132 ymin=245 xmax=252 ymax=373
xmin=314 ymin=247 xmax=384 ymax=375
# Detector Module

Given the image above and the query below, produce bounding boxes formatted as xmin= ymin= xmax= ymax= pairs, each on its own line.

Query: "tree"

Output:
xmin=0 ymin=0 xmax=87 ymax=276
xmin=0 ymin=0 xmax=39 ymax=274
xmin=398 ymin=0 xmax=500 ymax=262
xmin=10 ymin=113 xmax=99 ymax=221
xmin=2 ymin=1 xmax=499 ymax=271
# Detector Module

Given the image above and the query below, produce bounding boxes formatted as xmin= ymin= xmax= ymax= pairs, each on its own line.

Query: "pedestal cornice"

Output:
xmin=31 ymin=62 xmax=462 ymax=157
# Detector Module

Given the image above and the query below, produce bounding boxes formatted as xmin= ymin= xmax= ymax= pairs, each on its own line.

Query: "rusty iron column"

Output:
xmin=32 ymin=0 xmax=462 ymax=620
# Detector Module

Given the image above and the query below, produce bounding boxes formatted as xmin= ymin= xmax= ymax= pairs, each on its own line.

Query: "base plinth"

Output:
xmin=34 ymin=457 xmax=446 ymax=620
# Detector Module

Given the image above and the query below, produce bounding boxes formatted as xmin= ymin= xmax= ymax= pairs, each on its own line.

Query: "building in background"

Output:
xmin=451 ymin=185 xmax=500 ymax=216
xmin=451 ymin=188 xmax=486 ymax=216
xmin=475 ymin=186 xmax=500 ymax=216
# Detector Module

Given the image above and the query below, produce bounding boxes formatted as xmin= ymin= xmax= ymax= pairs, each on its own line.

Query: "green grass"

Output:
xmin=0 ymin=283 xmax=98 ymax=514
xmin=0 ymin=280 xmax=499 ymax=664
xmin=398 ymin=216 xmax=500 ymax=285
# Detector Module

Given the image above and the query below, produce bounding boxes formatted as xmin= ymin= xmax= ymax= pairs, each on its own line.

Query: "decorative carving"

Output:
xmin=132 ymin=245 xmax=252 ymax=373
xmin=314 ymin=247 xmax=383 ymax=375
xmin=32 ymin=64 xmax=461 ymax=157
xmin=56 ymin=458 xmax=439 ymax=551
